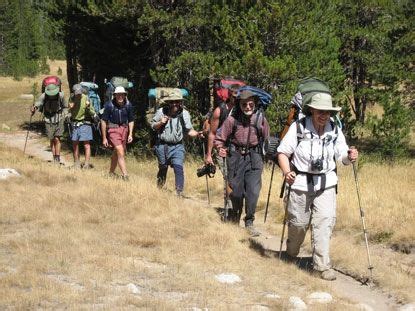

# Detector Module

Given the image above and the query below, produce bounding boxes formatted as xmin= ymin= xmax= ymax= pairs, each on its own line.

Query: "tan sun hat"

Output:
xmin=113 ymin=86 xmax=127 ymax=94
xmin=303 ymin=93 xmax=341 ymax=115
xmin=163 ymin=88 xmax=183 ymax=102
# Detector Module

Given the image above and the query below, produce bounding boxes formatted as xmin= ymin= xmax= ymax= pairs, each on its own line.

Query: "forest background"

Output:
xmin=0 ymin=0 xmax=413 ymax=159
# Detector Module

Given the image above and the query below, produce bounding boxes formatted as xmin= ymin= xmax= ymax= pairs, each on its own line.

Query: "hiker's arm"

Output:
xmin=151 ymin=109 xmax=168 ymax=131
xmin=334 ymin=129 xmax=358 ymax=165
xmin=101 ymin=120 xmax=109 ymax=147
xmin=184 ymin=111 xmax=202 ymax=139
xmin=278 ymin=153 xmax=296 ymax=185
xmin=206 ymin=107 xmax=220 ymax=164
xmin=31 ymin=93 xmax=45 ymax=114
xmin=214 ymin=117 xmax=232 ymax=157
xmin=262 ymin=117 xmax=270 ymax=139
xmin=127 ymin=121 xmax=134 ymax=143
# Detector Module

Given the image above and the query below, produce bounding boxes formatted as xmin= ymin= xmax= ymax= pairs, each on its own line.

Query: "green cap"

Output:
xmin=45 ymin=84 xmax=59 ymax=96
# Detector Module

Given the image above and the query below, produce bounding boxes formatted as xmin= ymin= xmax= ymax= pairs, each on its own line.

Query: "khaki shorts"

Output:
xmin=45 ymin=119 xmax=65 ymax=139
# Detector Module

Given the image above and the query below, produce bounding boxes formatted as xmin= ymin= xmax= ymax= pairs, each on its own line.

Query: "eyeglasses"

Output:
xmin=241 ymin=101 xmax=255 ymax=108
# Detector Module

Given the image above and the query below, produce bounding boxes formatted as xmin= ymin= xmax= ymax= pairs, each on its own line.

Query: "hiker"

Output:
xmin=277 ymin=92 xmax=358 ymax=281
xmin=151 ymin=89 xmax=202 ymax=196
xmin=68 ymin=84 xmax=98 ymax=169
xmin=101 ymin=86 xmax=135 ymax=180
xmin=214 ymin=89 xmax=270 ymax=234
xmin=31 ymin=82 xmax=67 ymax=163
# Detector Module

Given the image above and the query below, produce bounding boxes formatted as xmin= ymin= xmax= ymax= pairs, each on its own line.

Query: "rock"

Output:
xmin=215 ymin=273 xmax=241 ymax=284
xmin=355 ymin=303 xmax=374 ymax=311
xmin=126 ymin=283 xmax=141 ymax=294
xmin=0 ymin=168 xmax=21 ymax=180
xmin=19 ymin=94 xmax=34 ymax=100
xmin=2 ymin=124 xmax=11 ymax=131
xmin=265 ymin=293 xmax=281 ymax=299
xmin=399 ymin=304 xmax=415 ymax=311
xmin=307 ymin=292 xmax=333 ymax=304
xmin=288 ymin=296 xmax=307 ymax=310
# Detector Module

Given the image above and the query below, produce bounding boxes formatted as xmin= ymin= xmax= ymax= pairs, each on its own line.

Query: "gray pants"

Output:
xmin=227 ymin=150 xmax=263 ymax=226
xmin=286 ymin=187 xmax=336 ymax=271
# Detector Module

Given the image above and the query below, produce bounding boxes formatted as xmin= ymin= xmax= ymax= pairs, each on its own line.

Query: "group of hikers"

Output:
xmin=30 ymin=76 xmax=358 ymax=281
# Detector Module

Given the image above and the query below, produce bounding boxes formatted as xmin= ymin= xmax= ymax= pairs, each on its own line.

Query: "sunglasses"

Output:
xmin=241 ymin=101 xmax=255 ymax=108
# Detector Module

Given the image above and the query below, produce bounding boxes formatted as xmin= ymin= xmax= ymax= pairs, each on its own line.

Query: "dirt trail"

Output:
xmin=0 ymin=130 xmax=409 ymax=310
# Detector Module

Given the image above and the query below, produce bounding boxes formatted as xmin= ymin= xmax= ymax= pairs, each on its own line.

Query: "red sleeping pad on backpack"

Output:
xmin=41 ymin=76 xmax=62 ymax=93
xmin=214 ymin=78 xmax=245 ymax=103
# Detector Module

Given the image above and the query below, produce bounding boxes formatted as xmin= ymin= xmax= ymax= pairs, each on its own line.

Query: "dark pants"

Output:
xmin=227 ymin=150 xmax=263 ymax=226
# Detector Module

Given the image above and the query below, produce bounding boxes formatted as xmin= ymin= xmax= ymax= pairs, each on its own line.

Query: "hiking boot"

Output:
xmin=176 ymin=190 xmax=183 ymax=198
xmin=121 ymin=175 xmax=129 ymax=182
xmin=108 ymin=172 xmax=118 ymax=179
xmin=246 ymin=225 xmax=261 ymax=237
xmin=73 ymin=161 xmax=81 ymax=169
xmin=314 ymin=269 xmax=336 ymax=281
xmin=82 ymin=163 xmax=93 ymax=170
xmin=53 ymin=155 xmax=61 ymax=164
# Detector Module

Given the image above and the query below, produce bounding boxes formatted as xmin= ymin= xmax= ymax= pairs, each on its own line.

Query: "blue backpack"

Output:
xmin=80 ymin=82 xmax=101 ymax=114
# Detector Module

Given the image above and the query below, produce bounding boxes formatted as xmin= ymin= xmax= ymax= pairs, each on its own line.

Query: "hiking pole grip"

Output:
xmin=264 ymin=162 xmax=275 ymax=223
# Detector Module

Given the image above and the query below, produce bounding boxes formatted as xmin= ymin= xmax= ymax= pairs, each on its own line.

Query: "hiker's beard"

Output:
xmin=243 ymin=110 xmax=254 ymax=116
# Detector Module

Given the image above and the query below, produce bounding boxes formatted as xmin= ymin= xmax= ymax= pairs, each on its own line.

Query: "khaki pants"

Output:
xmin=286 ymin=187 xmax=336 ymax=271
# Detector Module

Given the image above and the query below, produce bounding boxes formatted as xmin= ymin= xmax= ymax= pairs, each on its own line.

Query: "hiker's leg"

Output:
xmin=72 ymin=141 xmax=80 ymax=162
xmin=244 ymin=152 xmax=263 ymax=226
xmin=110 ymin=150 xmax=117 ymax=173
xmin=286 ymin=189 xmax=313 ymax=258
xmin=228 ymin=152 xmax=244 ymax=222
xmin=54 ymin=137 xmax=61 ymax=156
xmin=50 ymin=139 xmax=55 ymax=156
xmin=157 ymin=164 xmax=168 ymax=188
xmin=170 ymin=145 xmax=185 ymax=193
xmin=311 ymin=187 xmax=336 ymax=271
xmin=84 ymin=141 xmax=91 ymax=164
xmin=155 ymin=144 xmax=168 ymax=188
xmin=115 ymin=144 xmax=127 ymax=176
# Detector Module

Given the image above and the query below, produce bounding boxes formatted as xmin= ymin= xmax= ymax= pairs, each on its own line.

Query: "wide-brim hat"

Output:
xmin=163 ymin=89 xmax=183 ymax=102
xmin=45 ymin=84 xmax=59 ymax=96
xmin=113 ymin=86 xmax=127 ymax=94
xmin=238 ymin=89 xmax=257 ymax=100
xmin=303 ymin=93 xmax=341 ymax=114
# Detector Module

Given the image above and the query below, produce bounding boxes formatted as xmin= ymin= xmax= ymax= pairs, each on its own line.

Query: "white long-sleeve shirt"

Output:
xmin=277 ymin=117 xmax=351 ymax=192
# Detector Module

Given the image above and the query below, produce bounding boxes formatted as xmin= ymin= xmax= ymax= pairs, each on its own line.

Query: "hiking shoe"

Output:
xmin=176 ymin=190 xmax=183 ymax=198
xmin=246 ymin=225 xmax=261 ymax=237
xmin=108 ymin=172 xmax=119 ymax=179
xmin=82 ymin=163 xmax=93 ymax=170
xmin=73 ymin=161 xmax=81 ymax=169
xmin=315 ymin=269 xmax=337 ymax=281
xmin=121 ymin=175 xmax=129 ymax=182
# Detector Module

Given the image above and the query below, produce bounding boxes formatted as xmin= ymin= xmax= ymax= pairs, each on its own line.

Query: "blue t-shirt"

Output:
xmin=101 ymin=100 xmax=134 ymax=125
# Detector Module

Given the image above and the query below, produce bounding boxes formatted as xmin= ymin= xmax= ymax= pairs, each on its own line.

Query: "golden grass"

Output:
xmin=1 ymin=144 xmax=350 ymax=309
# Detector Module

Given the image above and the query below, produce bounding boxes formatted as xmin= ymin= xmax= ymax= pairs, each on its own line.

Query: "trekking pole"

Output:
xmin=264 ymin=162 xmax=276 ymax=223
xmin=279 ymin=184 xmax=291 ymax=259
xmin=23 ymin=113 xmax=33 ymax=155
xmin=202 ymin=142 xmax=211 ymax=205
xmin=223 ymin=157 xmax=229 ymax=222
xmin=350 ymin=148 xmax=374 ymax=281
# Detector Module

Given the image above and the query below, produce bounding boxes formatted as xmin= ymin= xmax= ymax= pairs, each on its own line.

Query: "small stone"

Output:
xmin=289 ymin=296 xmax=307 ymax=310
xmin=2 ymin=124 xmax=11 ymax=131
xmin=0 ymin=168 xmax=20 ymax=180
xmin=265 ymin=293 xmax=281 ymax=299
xmin=215 ymin=273 xmax=241 ymax=284
xmin=307 ymin=292 xmax=333 ymax=304
xmin=399 ymin=304 xmax=415 ymax=311
xmin=126 ymin=283 xmax=141 ymax=294
xmin=355 ymin=303 xmax=374 ymax=311
xmin=19 ymin=94 xmax=34 ymax=100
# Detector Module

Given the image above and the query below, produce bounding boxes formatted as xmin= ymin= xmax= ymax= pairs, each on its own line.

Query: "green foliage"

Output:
xmin=367 ymin=95 xmax=414 ymax=159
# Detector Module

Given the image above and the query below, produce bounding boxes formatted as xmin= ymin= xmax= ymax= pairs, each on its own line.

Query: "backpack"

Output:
xmin=213 ymin=77 xmax=245 ymax=104
xmin=41 ymin=76 xmax=62 ymax=93
xmin=105 ymin=76 xmax=133 ymax=102
xmin=148 ymin=87 xmax=189 ymax=110
xmin=80 ymin=82 xmax=101 ymax=114
xmin=237 ymin=85 xmax=273 ymax=110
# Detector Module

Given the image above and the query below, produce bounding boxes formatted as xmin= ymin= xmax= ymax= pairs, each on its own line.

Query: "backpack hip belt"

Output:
xmin=108 ymin=122 xmax=128 ymax=128
xmin=230 ymin=143 xmax=260 ymax=155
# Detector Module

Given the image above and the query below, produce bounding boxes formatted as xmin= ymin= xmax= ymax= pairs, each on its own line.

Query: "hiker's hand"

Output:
xmin=348 ymin=148 xmax=358 ymax=162
xmin=68 ymin=102 xmax=74 ymax=109
xmin=218 ymin=147 xmax=227 ymax=158
xmin=197 ymin=131 xmax=204 ymax=139
xmin=85 ymin=100 xmax=90 ymax=108
xmin=205 ymin=154 xmax=213 ymax=165
xmin=161 ymin=116 xmax=169 ymax=125
xmin=284 ymin=171 xmax=296 ymax=185
xmin=30 ymin=106 xmax=37 ymax=115
xmin=127 ymin=135 xmax=133 ymax=144
xmin=102 ymin=138 xmax=109 ymax=148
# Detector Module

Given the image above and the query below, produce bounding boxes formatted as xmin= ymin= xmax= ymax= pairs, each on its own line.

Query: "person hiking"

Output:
xmin=68 ymin=84 xmax=98 ymax=169
xmin=214 ymin=89 xmax=270 ymax=235
xmin=277 ymin=92 xmax=358 ymax=281
xmin=100 ymin=86 xmax=135 ymax=180
xmin=31 ymin=82 xmax=68 ymax=164
xmin=151 ymin=88 xmax=202 ymax=196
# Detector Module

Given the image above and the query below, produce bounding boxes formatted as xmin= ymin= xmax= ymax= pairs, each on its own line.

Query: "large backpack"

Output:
xmin=42 ymin=93 xmax=65 ymax=114
xmin=213 ymin=77 xmax=245 ymax=105
xmin=80 ymin=82 xmax=101 ymax=113
xmin=42 ymin=76 xmax=62 ymax=93
xmin=104 ymin=76 xmax=133 ymax=103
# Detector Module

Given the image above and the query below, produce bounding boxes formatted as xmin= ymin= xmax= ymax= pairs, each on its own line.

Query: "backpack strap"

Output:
xmin=218 ymin=102 xmax=229 ymax=128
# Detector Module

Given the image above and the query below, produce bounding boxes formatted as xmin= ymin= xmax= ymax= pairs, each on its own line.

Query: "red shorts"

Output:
xmin=108 ymin=126 xmax=128 ymax=147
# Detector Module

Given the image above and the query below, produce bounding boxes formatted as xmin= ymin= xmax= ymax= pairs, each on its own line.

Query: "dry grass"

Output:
xmin=1 ymin=145 xmax=351 ymax=309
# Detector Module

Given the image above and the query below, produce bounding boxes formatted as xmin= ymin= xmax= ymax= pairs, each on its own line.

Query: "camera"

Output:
xmin=197 ymin=163 xmax=216 ymax=178
xmin=311 ymin=158 xmax=324 ymax=171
